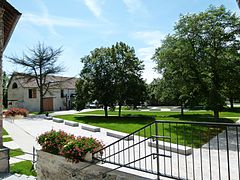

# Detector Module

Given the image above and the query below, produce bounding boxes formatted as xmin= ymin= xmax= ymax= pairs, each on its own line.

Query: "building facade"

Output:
xmin=8 ymin=74 xmax=77 ymax=112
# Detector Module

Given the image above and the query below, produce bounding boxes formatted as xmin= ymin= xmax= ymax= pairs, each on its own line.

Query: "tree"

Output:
xmin=8 ymin=42 xmax=64 ymax=113
xmin=237 ymin=0 xmax=240 ymax=8
xmin=111 ymin=42 xmax=145 ymax=116
xmin=77 ymin=42 xmax=146 ymax=117
xmin=153 ymin=6 xmax=240 ymax=121
xmin=79 ymin=47 xmax=115 ymax=117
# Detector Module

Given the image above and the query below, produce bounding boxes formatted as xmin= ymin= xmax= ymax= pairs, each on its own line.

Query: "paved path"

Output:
xmin=2 ymin=111 xmax=240 ymax=180
xmin=3 ymin=115 xmax=157 ymax=180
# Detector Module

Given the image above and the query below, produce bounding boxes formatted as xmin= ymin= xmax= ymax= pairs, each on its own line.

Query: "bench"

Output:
xmin=106 ymin=132 xmax=134 ymax=141
xmin=82 ymin=125 xmax=100 ymax=132
xmin=148 ymin=141 xmax=192 ymax=155
xmin=64 ymin=121 xmax=79 ymax=127
xmin=53 ymin=118 xmax=64 ymax=123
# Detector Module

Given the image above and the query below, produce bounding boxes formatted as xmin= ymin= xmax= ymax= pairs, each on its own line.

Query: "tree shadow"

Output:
xmin=70 ymin=115 xmax=155 ymax=125
xmin=168 ymin=114 xmax=234 ymax=123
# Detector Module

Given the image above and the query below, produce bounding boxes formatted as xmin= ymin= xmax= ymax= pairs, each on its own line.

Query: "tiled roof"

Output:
xmin=10 ymin=74 xmax=78 ymax=89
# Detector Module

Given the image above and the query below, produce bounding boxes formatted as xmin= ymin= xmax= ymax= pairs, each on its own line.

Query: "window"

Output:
xmin=61 ymin=90 xmax=64 ymax=98
xmin=12 ymin=82 xmax=18 ymax=89
xmin=29 ymin=89 xmax=37 ymax=98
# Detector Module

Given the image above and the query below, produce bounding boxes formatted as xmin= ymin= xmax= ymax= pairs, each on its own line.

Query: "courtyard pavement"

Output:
xmin=2 ymin=109 xmax=240 ymax=179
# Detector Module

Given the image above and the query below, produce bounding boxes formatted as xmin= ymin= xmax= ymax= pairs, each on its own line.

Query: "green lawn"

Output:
xmin=3 ymin=128 xmax=8 ymax=136
xmin=10 ymin=148 xmax=25 ymax=157
xmin=10 ymin=160 xmax=37 ymax=177
xmin=3 ymin=137 xmax=13 ymax=142
xmin=78 ymin=109 xmax=239 ymax=120
xmin=56 ymin=109 xmax=235 ymax=147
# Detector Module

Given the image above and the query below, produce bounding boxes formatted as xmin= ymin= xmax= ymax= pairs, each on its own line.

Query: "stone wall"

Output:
xmin=37 ymin=150 xmax=150 ymax=180
xmin=0 ymin=147 xmax=9 ymax=173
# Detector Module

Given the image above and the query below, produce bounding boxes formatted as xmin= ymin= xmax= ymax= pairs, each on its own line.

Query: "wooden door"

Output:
xmin=43 ymin=97 xmax=53 ymax=111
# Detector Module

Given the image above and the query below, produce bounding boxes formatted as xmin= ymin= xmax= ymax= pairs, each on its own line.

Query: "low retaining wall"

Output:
xmin=0 ymin=147 xmax=9 ymax=173
xmin=37 ymin=150 xmax=148 ymax=180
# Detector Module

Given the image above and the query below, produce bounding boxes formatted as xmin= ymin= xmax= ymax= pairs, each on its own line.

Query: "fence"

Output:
xmin=93 ymin=120 xmax=240 ymax=180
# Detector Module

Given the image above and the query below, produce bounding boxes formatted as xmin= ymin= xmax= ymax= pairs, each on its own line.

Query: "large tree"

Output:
xmin=76 ymin=42 xmax=146 ymax=117
xmin=8 ymin=42 xmax=64 ymax=113
xmin=153 ymin=6 xmax=240 ymax=121
xmin=111 ymin=42 xmax=145 ymax=116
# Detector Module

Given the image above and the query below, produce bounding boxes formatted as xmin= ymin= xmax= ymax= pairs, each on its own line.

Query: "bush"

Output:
xmin=61 ymin=137 xmax=104 ymax=163
xmin=37 ymin=130 xmax=74 ymax=155
xmin=37 ymin=130 xmax=104 ymax=163
xmin=4 ymin=108 xmax=29 ymax=117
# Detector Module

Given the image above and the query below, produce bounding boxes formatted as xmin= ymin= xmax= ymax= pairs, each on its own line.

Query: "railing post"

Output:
xmin=155 ymin=121 xmax=160 ymax=180
xmin=32 ymin=146 xmax=35 ymax=170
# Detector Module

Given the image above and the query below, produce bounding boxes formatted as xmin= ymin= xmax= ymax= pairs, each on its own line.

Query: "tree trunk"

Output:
xmin=229 ymin=98 xmax=234 ymax=110
xmin=118 ymin=104 xmax=122 ymax=117
xmin=214 ymin=110 xmax=219 ymax=121
xmin=181 ymin=104 xmax=184 ymax=117
xmin=104 ymin=105 xmax=108 ymax=117
xmin=40 ymin=93 xmax=44 ymax=113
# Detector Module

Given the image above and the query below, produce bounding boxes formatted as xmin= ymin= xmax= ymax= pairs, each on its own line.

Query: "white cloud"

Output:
xmin=22 ymin=13 xmax=93 ymax=28
xmin=83 ymin=0 xmax=103 ymax=18
xmin=133 ymin=30 xmax=165 ymax=83
xmin=123 ymin=0 xmax=148 ymax=15
xmin=133 ymin=31 xmax=165 ymax=47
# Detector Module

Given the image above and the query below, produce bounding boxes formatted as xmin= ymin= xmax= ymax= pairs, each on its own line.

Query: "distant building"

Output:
xmin=7 ymin=73 xmax=78 ymax=112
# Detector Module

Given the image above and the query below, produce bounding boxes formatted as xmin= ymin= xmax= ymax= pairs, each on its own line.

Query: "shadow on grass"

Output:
xmin=70 ymin=115 xmax=155 ymax=125
xmin=168 ymin=114 xmax=234 ymax=123
xmin=162 ymin=123 xmax=226 ymax=148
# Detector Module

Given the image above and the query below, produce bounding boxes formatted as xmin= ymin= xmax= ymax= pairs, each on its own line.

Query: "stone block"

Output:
xmin=82 ymin=125 xmax=100 ymax=132
xmin=65 ymin=121 xmax=79 ymax=127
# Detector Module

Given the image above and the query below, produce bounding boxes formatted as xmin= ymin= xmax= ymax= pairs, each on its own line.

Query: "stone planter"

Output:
xmin=36 ymin=150 xmax=149 ymax=180
xmin=0 ymin=147 xmax=9 ymax=173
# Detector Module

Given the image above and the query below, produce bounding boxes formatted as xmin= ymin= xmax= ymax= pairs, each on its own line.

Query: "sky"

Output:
xmin=4 ymin=0 xmax=240 ymax=83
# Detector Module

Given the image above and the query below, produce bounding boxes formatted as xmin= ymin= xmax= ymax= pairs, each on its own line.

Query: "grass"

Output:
xmin=78 ymin=109 xmax=239 ymax=121
xmin=3 ymin=137 xmax=13 ymax=142
xmin=3 ymin=128 xmax=8 ymax=136
xmin=56 ymin=109 xmax=237 ymax=148
xmin=10 ymin=148 xmax=25 ymax=157
xmin=10 ymin=160 xmax=37 ymax=177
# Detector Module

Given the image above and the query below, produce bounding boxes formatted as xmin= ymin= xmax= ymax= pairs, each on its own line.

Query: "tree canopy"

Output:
xmin=76 ymin=42 xmax=146 ymax=117
xmin=153 ymin=6 xmax=240 ymax=121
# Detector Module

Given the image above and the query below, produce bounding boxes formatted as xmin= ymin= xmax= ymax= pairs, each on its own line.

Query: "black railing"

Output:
xmin=93 ymin=120 xmax=240 ymax=180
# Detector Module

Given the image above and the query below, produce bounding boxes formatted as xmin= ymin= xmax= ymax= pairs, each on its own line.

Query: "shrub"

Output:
xmin=37 ymin=130 xmax=104 ymax=163
xmin=37 ymin=130 xmax=74 ymax=155
xmin=4 ymin=108 xmax=29 ymax=117
xmin=61 ymin=137 xmax=104 ymax=163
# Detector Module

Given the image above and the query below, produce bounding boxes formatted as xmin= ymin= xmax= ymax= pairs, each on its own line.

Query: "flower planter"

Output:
xmin=83 ymin=152 xmax=92 ymax=162
xmin=36 ymin=150 xmax=147 ymax=180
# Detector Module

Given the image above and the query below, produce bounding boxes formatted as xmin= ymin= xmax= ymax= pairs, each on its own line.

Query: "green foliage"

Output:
xmin=76 ymin=42 xmax=146 ymax=117
xmin=10 ymin=160 xmax=37 ymax=177
xmin=153 ymin=5 xmax=240 ymax=121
